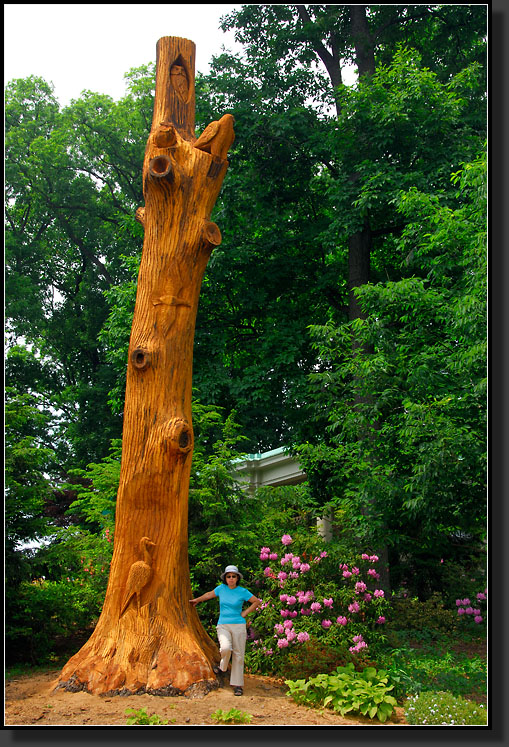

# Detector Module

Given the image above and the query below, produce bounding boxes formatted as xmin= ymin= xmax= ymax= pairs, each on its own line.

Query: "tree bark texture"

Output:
xmin=56 ymin=37 xmax=235 ymax=696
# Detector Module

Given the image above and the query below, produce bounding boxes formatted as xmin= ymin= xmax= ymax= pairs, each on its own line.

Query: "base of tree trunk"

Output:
xmin=54 ymin=603 xmax=220 ymax=696
xmin=55 ymin=674 xmax=219 ymax=699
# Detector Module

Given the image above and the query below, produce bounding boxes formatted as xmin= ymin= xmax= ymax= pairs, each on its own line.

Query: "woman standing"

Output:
xmin=189 ymin=564 xmax=261 ymax=696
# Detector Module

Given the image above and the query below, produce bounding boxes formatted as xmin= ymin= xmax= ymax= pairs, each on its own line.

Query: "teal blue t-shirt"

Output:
xmin=214 ymin=584 xmax=253 ymax=624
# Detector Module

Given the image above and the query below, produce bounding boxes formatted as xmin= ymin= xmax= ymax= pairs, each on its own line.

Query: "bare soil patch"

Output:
xmin=5 ymin=669 xmax=407 ymax=727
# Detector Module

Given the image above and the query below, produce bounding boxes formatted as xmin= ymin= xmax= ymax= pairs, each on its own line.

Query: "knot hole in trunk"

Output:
xmin=131 ymin=348 xmax=151 ymax=371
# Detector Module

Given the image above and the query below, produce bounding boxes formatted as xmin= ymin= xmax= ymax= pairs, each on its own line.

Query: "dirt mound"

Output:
xmin=5 ymin=669 xmax=407 ymax=727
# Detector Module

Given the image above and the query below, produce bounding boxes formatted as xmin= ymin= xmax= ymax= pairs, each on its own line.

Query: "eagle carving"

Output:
xmin=194 ymin=114 xmax=235 ymax=160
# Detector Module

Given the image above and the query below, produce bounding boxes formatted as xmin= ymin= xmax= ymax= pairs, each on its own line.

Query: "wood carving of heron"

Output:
xmin=120 ymin=537 xmax=156 ymax=617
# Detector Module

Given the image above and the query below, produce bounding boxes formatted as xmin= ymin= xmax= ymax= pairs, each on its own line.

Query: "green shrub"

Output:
xmin=374 ymin=644 xmax=487 ymax=701
xmin=5 ymin=579 xmax=105 ymax=664
xmin=5 ymin=525 xmax=113 ymax=664
xmin=280 ymin=639 xmax=358 ymax=680
xmin=405 ymin=690 xmax=487 ymax=725
xmin=374 ymin=651 xmax=424 ymax=698
xmin=438 ymin=559 xmax=487 ymax=609
xmin=285 ymin=663 xmax=398 ymax=723
xmin=387 ymin=593 xmax=459 ymax=637
xmin=211 ymin=708 xmax=253 ymax=724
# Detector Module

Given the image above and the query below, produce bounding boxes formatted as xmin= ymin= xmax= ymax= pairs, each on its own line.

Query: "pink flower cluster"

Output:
xmin=260 ymin=538 xmax=313 ymax=584
xmin=260 ymin=546 xmax=279 ymax=561
xmin=273 ymin=619 xmax=310 ymax=648
xmin=349 ymin=634 xmax=368 ymax=653
xmin=280 ymin=609 xmax=298 ymax=618
xmin=456 ymin=591 xmax=486 ymax=624
xmin=340 ymin=564 xmax=360 ymax=579
xmin=308 ymin=550 xmax=329 ymax=565
xmin=296 ymin=590 xmax=314 ymax=605
xmin=456 ymin=601 xmax=483 ymax=623
xmin=293 ymin=594 xmax=335 ymax=617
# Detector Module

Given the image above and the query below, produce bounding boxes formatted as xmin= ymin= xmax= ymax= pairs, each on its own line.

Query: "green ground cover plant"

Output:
xmin=210 ymin=708 xmax=253 ymax=724
xmin=125 ymin=707 xmax=174 ymax=725
xmin=285 ymin=663 xmax=397 ymax=722
xmin=404 ymin=690 xmax=487 ymax=725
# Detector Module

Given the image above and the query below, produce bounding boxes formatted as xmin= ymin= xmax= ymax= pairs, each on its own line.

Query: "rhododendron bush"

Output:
xmin=245 ymin=534 xmax=390 ymax=675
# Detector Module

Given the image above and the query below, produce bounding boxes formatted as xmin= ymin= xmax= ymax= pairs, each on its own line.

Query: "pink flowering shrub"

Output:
xmin=455 ymin=589 xmax=487 ymax=627
xmin=245 ymin=535 xmax=390 ymax=676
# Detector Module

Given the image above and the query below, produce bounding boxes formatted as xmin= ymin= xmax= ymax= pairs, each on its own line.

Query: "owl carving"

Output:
xmin=170 ymin=62 xmax=189 ymax=102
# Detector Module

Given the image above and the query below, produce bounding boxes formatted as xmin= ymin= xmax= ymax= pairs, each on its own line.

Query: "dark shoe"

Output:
xmin=233 ymin=687 xmax=243 ymax=696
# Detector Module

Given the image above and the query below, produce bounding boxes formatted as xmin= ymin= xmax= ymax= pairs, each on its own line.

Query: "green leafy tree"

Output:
xmin=5 ymin=71 xmax=152 ymax=467
xmin=299 ymin=152 xmax=486 ymax=596
xmin=5 ymin=386 xmax=56 ymax=585
xmin=188 ymin=5 xmax=486 ymax=452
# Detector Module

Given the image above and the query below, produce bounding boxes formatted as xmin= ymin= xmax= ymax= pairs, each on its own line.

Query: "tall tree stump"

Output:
xmin=56 ymin=36 xmax=235 ymax=696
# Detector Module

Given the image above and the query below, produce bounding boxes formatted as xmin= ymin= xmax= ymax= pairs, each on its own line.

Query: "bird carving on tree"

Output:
xmin=120 ymin=537 xmax=157 ymax=617
xmin=194 ymin=113 xmax=235 ymax=160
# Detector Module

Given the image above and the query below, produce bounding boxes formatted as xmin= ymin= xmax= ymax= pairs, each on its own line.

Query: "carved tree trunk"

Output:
xmin=57 ymin=36 xmax=235 ymax=696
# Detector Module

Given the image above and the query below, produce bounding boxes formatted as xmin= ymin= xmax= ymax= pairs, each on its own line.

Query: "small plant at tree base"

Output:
xmin=285 ymin=663 xmax=397 ymax=723
xmin=125 ymin=707 xmax=173 ymax=725
xmin=404 ymin=690 xmax=487 ymax=725
xmin=210 ymin=707 xmax=253 ymax=724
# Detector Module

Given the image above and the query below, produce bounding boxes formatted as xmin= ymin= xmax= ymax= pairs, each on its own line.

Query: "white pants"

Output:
xmin=216 ymin=624 xmax=247 ymax=687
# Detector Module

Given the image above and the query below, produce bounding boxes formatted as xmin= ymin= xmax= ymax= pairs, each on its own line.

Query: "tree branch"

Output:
xmin=295 ymin=5 xmax=343 ymax=114
xmin=54 ymin=214 xmax=114 ymax=286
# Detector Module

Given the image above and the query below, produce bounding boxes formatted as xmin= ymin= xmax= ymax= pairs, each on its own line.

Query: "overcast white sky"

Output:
xmin=4 ymin=4 xmax=244 ymax=106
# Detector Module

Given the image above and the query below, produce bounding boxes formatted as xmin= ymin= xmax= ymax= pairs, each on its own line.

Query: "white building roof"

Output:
xmin=232 ymin=446 xmax=306 ymax=493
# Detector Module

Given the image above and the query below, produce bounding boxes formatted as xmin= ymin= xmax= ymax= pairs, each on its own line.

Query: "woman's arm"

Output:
xmin=189 ymin=590 xmax=216 ymax=606
xmin=241 ymin=595 xmax=262 ymax=618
